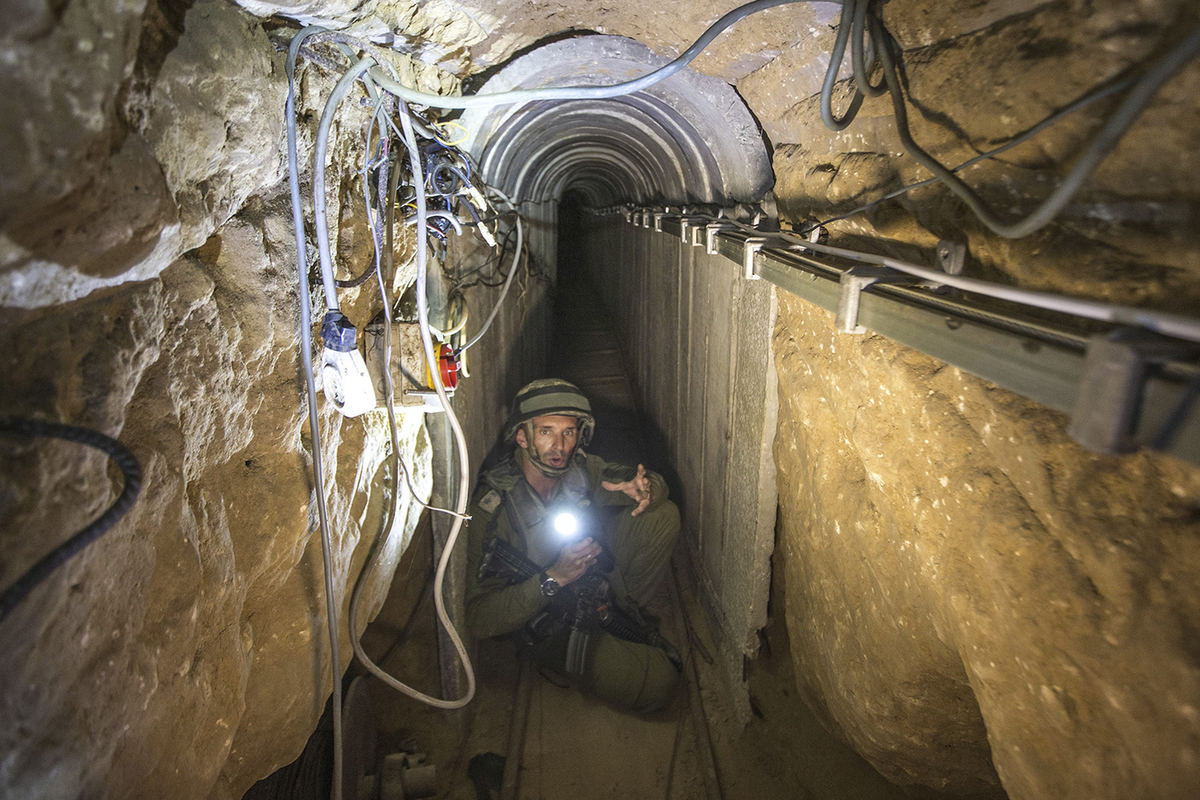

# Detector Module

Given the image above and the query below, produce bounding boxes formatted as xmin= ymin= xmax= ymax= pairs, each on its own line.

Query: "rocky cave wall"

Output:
xmin=754 ymin=3 xmax=1200 ymax=798
xmin=0 ymin=2 xmax=477 ymax=799
xmin=3 ymin=1 xmax=1200 ymax=800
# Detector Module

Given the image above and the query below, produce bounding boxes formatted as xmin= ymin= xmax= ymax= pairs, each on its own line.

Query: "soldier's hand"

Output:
xmin=546 ymin=537 xmax=602 ymax=586
xmin=601 ymin=463 xmax=654 ymax=516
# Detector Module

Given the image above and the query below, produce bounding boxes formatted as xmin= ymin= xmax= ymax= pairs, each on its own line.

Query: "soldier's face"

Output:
xmin=516 ymin=414 xmax=579 ymax=469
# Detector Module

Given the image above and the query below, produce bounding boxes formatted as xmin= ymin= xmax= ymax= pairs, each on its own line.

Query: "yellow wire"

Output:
xmin=434 ymin=120 xmax=470 ymax=146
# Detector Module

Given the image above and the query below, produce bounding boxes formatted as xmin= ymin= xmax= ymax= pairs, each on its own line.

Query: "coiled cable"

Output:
xmin=0 ymin=417 xmax=142 ymax=624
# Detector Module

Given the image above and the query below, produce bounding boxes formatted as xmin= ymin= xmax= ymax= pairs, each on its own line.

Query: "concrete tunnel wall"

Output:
xmin=571 ymin=210 xmax=781 ymax=723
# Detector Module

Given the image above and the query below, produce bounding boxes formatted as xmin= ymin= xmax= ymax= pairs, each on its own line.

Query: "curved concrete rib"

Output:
xmin=462 ymin=35 xmax=773 ymax=207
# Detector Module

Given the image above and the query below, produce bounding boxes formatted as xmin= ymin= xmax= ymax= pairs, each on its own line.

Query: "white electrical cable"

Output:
xmin=460 ymin=216 xmax=523 ymax=354
xmin=782 ymin=238 xmax=1200 ymax=344
xmin=313 ymin=57 xmax=376 ymax=311
xmin=345 ymin=92 xmax=477 ymax=710
xmin=285 ymin=29 xmax=345 ymax=800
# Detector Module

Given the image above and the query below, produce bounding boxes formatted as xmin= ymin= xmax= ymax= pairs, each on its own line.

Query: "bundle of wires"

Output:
xmin=811 ymin=0 xmax=1200 ymax=238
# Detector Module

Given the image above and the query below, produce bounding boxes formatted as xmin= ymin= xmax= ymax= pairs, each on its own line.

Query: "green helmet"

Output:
xmin=503 ymin=378 xmax=595 ymax=447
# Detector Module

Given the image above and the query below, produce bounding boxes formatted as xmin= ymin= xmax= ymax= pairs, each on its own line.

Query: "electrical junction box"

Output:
xmin=363 ymin=314 xmax=456 ymax=413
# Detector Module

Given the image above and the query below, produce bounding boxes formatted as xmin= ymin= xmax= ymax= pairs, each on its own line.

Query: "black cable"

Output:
xmin=0 ymin=417 xmax=143 ymax=623
xmin=872 ymin=13 xmax=1200 ymax=239
xmin=335 ymin=263 xmax=379 ymax=288
xmin=819 ymin=0 xmax=866 ymax=130
xmin=801 ymin=71 xmax=1137 ymax=235
xmin=850 ymin=0 xmax=885 ymax=98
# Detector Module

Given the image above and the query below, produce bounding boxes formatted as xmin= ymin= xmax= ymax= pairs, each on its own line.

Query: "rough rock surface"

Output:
xmin=763 ymin=0 xmax=1200 ymax=311
xmin=1 ymin=2 xmax=435 ymax=799
xmin=0 ymin=190 xmax=432 ymax=800
xmin=772 ymin=291 xmax=1200 ymax=798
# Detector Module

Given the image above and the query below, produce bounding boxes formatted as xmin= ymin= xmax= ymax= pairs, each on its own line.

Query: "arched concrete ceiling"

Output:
xmin=461 ymin=35 xmax=773 ymax=207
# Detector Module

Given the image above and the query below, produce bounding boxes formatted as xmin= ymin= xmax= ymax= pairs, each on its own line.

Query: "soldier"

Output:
xmin=465 ymin=378 xmax=681 ymax=713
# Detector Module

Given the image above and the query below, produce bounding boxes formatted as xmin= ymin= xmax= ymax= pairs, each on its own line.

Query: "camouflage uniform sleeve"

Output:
xmin=464 ymin=487 xmax=549 ymax=639
xmin=588 ymin=453 xmax=670 ymax=509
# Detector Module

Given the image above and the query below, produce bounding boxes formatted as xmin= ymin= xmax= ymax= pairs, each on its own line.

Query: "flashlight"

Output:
xmin=553 ymin=512 xmax=580 ymax=539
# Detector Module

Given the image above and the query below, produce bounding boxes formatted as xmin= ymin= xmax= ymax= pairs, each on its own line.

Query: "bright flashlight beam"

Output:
xmin=554 ymin=512 xmax=579 ymax=538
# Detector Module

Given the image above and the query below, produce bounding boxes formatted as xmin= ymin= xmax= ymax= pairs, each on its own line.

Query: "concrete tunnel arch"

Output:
xmin=461 ymin=35 xmax=775 ymax=209
xmin=455 ymin=33 xmax=784 ymax=728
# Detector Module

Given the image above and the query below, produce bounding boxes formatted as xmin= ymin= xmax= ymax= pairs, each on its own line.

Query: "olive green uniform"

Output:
xmin=465 ymin=450 xmax=681 ymax=713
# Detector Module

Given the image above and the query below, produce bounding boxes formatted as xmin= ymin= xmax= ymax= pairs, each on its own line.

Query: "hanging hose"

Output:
xmin=346 ymin=93 xmax=477 ymax=710
xmin=286 ymin=28 xmax=346 ymax=800
xmin=0 ymin=417 xmax=142 ymax=624
xmin=460 ymin=215 xmax=523 ymax=354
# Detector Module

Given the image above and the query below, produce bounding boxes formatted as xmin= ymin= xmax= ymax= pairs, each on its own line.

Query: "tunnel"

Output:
xmin=2 ymin=2 xmax=1200 ymax=800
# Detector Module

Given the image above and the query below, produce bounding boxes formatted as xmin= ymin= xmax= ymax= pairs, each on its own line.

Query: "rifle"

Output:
xmin=479 ymin=535 xmax=681 ymax=674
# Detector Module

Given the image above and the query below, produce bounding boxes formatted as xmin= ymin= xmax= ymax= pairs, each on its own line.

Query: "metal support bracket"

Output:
xmin=680 ymin=217 xmax=703 ymax=245
xmin=653 ymin=212 xmax=666 ymax=232
xmin=742 ymin=237 xmax=769 ymax=281
xmin=835 ymin=266 xmax=920 ymax=334
xmin=706 ymin=222 xmax=735 ymax=255
xmin=1068 ymin=330 xmax=1197 ymax=454
xmin=936 ymin=240 xmax=966 ymax=276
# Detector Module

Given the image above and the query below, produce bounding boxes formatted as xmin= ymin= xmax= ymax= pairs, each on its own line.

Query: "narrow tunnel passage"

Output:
xmin=4 ymin=3 xmax=1200 ymax=800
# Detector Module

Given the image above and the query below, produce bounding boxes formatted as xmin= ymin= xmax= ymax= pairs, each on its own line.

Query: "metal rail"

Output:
xmin=615 ymin=208 xmax=1200 ymax=468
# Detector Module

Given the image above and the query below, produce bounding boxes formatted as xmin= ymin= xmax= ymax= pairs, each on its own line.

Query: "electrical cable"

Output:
xmin=291 ymin=0 xmax=826 ymax=112
xmin=406 ymin=209 xmax=464 ymax=235
xmin=871 ymin=12 xmax=1200 ymax=239
xmin=433 ymin=303 xmax=470 ymax=338
xmin=346 ymin=88 xmax=476 ymax=710
xmin=459 ymin=216 xmax=523 ymax=354
xmin=0 ymin=417 xmax=142 ymax=624
xmin=457 ymin=197 xmax=488 ymax=231
xmin=433 ymin=120 xmax=471 ymax=146
xmin=286 ymin=29 xmax=346 ymax=800
xmin=361 ymin=109 xmax=469 ymax=522
xmin=313 ymin=57 xmax=377 ymax=310
xmin=818 ymin=0 xmax=866 ymax=131
xmin=802 ymin=72 xmax=1138 ymax=234
xmin=849 ymin=0 xmax=885 ymax=98
xmin=334 ymin=264 xmax=379 ymax=289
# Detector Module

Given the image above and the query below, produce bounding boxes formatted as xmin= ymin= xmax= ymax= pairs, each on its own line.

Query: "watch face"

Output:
xmin=541 ymin=577 xmax=560 ymax=597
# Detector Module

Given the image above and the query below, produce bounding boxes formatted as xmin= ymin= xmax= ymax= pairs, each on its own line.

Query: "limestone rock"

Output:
xmin=772 ymin=292 xmax=1200 ymax=798
xmin=0 ymin=195 xmax=431 ymax=800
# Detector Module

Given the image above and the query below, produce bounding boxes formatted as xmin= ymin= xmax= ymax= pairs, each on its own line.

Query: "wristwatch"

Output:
xmin=539 ymin=570 xmax=560 ymax=597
